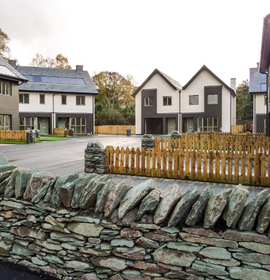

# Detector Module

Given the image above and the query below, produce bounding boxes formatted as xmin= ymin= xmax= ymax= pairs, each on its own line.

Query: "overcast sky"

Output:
xmin=0 ymin=0 xmax=269 ymax=88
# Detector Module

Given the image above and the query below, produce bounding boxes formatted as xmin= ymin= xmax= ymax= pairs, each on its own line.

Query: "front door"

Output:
xmin=184 ymin=117 xmax=194 ymax=133
xmin=167 ymin=118 xmax=176 ymax=134
xmin=39 ymin=117 xmax=49 ymax=134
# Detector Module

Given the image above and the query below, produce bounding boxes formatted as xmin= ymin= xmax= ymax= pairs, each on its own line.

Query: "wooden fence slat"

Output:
xmin=135 ymin=148 xmax=140 ymax=175
xmin=120 ymin=147 xmax=125 ymax=174
xmin=141 ymin=148 xmax=146 ymax=176
xmin=115 ymin=146 xmax=120 ymax=174
xmin=191 ymin=150 xmax=196 ymax=181
xmin=130 ymin=147 xmax=135 ymax=175
xmin=151 ymin=148 xmax=156 ymax=177
xmin=157 ymin=149 xmax=161 ymax=178
xmin=146 ymin=148 xmax=151 ymax=177
xmin=197 ymin=151 xmax=202 ymax=181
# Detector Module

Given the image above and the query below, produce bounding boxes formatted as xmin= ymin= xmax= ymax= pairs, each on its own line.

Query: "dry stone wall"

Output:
xmin=1 ymin=154 xmax=270 ymax=279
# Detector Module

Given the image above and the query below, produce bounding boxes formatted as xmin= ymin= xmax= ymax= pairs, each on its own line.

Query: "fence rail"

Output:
xmin=231 ymin=125 xmax=246 ymax=133
xmin=95 ymin=125 xmax=135 ymax=135
xmin=0 ymin=130 xmax=27 ymax=142
xmin=106 ymin=134 xmax=270 ymax=186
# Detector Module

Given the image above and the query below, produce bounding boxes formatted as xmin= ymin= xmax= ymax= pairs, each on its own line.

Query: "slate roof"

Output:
xmin=15 ymin=65 xmax=98 ymax=95
xmin=183 ymin=65 xmax=235 ymax=97
xmin=0 ymin=56 xmax=28 ymax=82
xmin=249 ymin=66 xmax=267 ymax=94
xmin=132 ymin=69 xmax=182 ymax=97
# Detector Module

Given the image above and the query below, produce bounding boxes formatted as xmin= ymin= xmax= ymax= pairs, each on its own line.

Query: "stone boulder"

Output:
xmin=0 ymin=152 xmax=8 ymax=165
xmin=154 ymin=184 xmax=183 ymax=224
xmin=223 ymin=184 xmax=249 ymax=228
xmin=168 ymin=187 xmax=200 ymax=227
xmin=119 ymin=179 xmax=156 ymax=219
xmin=204 ymin=189 xmax=232 ymax=229
xmin=23 ymin=171 xmax=56 ymax=200
xmin=238 ymin=189 xmax=269 ymax=231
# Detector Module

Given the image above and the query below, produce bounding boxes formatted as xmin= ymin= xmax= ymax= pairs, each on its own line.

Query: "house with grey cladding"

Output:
xmin=0 ymin=56 xmax=28 ymax=131
xmin=9 ymin=60 xmax=98 ymax=134
xmin=249 ymin=63 xmax=267 ymax=133
xmin=133 ymin=66 xmax=236 ymax=135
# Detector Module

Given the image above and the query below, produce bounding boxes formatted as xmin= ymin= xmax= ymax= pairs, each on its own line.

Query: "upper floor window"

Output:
xmin=207 ymin=94 xmax=218 ymax=104
xmin=76 ymin=96 xmax=85 ymax=105
xmin=144 ymin=96 xmax=153 ymax=106
xmin=0 ymin=81 xmax=11 ymax=96
xmin=189 ymin=95 xmax=199 ymax=105
xmin=40 ymin=94 xmax=45 ymax=104
xmin=62 ymin=95 xmax=67 ymax=105
xmin=163 ymin=96 xmax=172 ymax=106
xmin=261 ymin=83 xmax=267 ymax=92
xmin=19 ymin=93 xmax=29 ymax=104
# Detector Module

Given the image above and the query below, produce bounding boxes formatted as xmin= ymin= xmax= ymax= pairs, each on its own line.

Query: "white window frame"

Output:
xmin=0 ymin=81 xmax=11 ymax=96
xmin=197 ymin=117 xmax=218 ymax=132
xmin=189 ymin=95 xmax=199 ymax=105
xmin=19 ymin=117 xmax=37 ymax=130
xmin=144 ymin=96 xmax=153 ymax=106
xmin=207 ymin=94 xmax=218 ymax=105
xmin=70 ymin=117 xmax=87 ymax=134
xmin=76 ymin=96 xmax=85 ymax=106
xmin=0 ymin=115 xmax=11 ymax=130
xmin=40 ymin=94 xmax=45 ymax=104
xmin=19 ymin=93 xmax=29 ymax=104
xmin=163 ymin=96 xmax=172 ymax=106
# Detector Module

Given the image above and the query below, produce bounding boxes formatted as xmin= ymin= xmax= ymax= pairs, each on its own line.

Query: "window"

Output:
xmin=76 ymin=96 xmax=85 ymax=105
xmin=62 ymin=95 xmax=67 ymax=105
xmin=265 ymin=95 xmax=267 ymax=106
xmin=0 ymin=115 xmax=11 ymax=130
xmin=40 ymin=94 xmax=45 ymax=104
xmin=144 ymin=96 xmax=153 ymax=106
xmin=19 ymin=117 xmax=37 ymax=130
xmin=163 ymin=96 xmax=172 ymax=106
xmin=189 ymin=95 xmax=199 ymax=105
xmin=261 ymin=83 xmax=267 ymax=92
xmin=19 ymin=94 xmax=29 ymax=104
xmin=207 ymin=94 xmax=218 ymax=104
xmin=0 ymin=81 xmax=11 ymax=96
xmin=70 ymin=117 xmax=86 ymax=134
xmin=197 ymin=117 xmax=218 ymax=132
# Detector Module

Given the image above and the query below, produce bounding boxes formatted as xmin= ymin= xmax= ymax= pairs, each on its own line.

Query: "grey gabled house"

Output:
xmin=10 ymin=60 xmax=98 ymax=134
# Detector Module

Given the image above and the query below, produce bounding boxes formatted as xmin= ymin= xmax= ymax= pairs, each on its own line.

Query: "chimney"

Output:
xmin=230 ymin=78 xmax=236 ymax=92
xmin=257 ymin=62 xmax=260 ymax=69
xmin=9 ymin=59 xmax=17 ymax=67
xmin=76 ymin=65 xmax=83 ymax=72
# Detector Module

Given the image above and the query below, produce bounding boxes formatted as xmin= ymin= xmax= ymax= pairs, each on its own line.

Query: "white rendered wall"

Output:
xmin=19 ymin=92 xmax=53 ymax=112
xmin=140 ymin=74 xmax=179 ymax=114
xmin=255 ymin=94 xmax=267 ymax=114
xmin=182 ymin=70 xmax=222 ymax=113
xmin=135 ymin=91 xmax=142 ymax=134
xmin=19 ymin=92 xmax=93 ymax=114
xmin=222 ymin=87 xmax=232 ymax=132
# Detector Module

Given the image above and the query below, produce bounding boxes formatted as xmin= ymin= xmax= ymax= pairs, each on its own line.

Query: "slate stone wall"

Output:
xmin=85 ymin=142 xmax=106 ymax=174
xmin=141 ymin=135 xmax=155 ymax=151
xmin=1 ymin=162 xmax=270 ymax=279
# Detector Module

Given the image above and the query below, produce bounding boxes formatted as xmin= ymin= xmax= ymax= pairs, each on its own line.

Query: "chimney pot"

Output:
xmin=76 ymin=65 xmax=83 ymax=72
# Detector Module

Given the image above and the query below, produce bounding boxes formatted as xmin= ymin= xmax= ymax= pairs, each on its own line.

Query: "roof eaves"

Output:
xmin=260 ymin=13 xmax=270 ymax=73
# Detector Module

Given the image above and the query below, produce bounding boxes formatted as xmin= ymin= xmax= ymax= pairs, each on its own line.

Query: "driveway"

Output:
xmin=0 ymin=135 xmax=143 ymax=176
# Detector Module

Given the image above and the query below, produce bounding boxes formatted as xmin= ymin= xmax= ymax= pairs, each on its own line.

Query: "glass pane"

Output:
xmin=19 ymin=94 xmax=23 ymax=103
xmin=81 ymin=118 xmax=86 ymax=125
xmin=71 ymin=118 xmax=75 ymax=125
xmin=81 ymin=126 xmax=86 ymax=133
xmin=75 ymin=79 xmax=85 ymax=85
xmin=41 ymin=76 xmax=51 ymax=83
xmin=208 ymin=94 xmax=218 ymax=104
xmin=25 ymin=94 xmax=29 ymax=103
xmin=20 ymin=118 xmax=24 ymax=126
xmin=214 ymin=117 xmax=218 ymax=126
xmin=51 ymin=77 xmax=60 ymax=83
xmin=149 ymin=97 xmax=153 ymax=105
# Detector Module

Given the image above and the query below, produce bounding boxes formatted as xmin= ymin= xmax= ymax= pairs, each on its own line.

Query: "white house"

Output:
xmin=132 ymin=66 xmax=236 ymax=135
xmin=10 ymin=61 xmax=98 ymax=134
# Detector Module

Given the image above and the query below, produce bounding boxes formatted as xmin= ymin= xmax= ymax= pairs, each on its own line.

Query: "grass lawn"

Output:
xmin=0 ymin=138 xmax=71 ymax=144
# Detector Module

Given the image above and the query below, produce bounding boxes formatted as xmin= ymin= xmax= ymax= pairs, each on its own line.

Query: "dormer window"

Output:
xmin=144 ymin=96 xmax=153 ymax=106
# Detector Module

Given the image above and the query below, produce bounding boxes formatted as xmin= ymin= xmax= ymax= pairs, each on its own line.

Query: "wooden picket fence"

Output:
xmin=231 ymin=125 xmax=246 ymax=133
xmin=105 ymin=134 xmax=270 ymax=186
xmin=155 ymin=133 xmax=270 ymax=155
xmin=54 ymin=128 xmax=70 ymax=136
xmin=0 ymin=130 xmax=27 ymax=142
xmin=95 ymin=125 xmax=135 ymax=135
